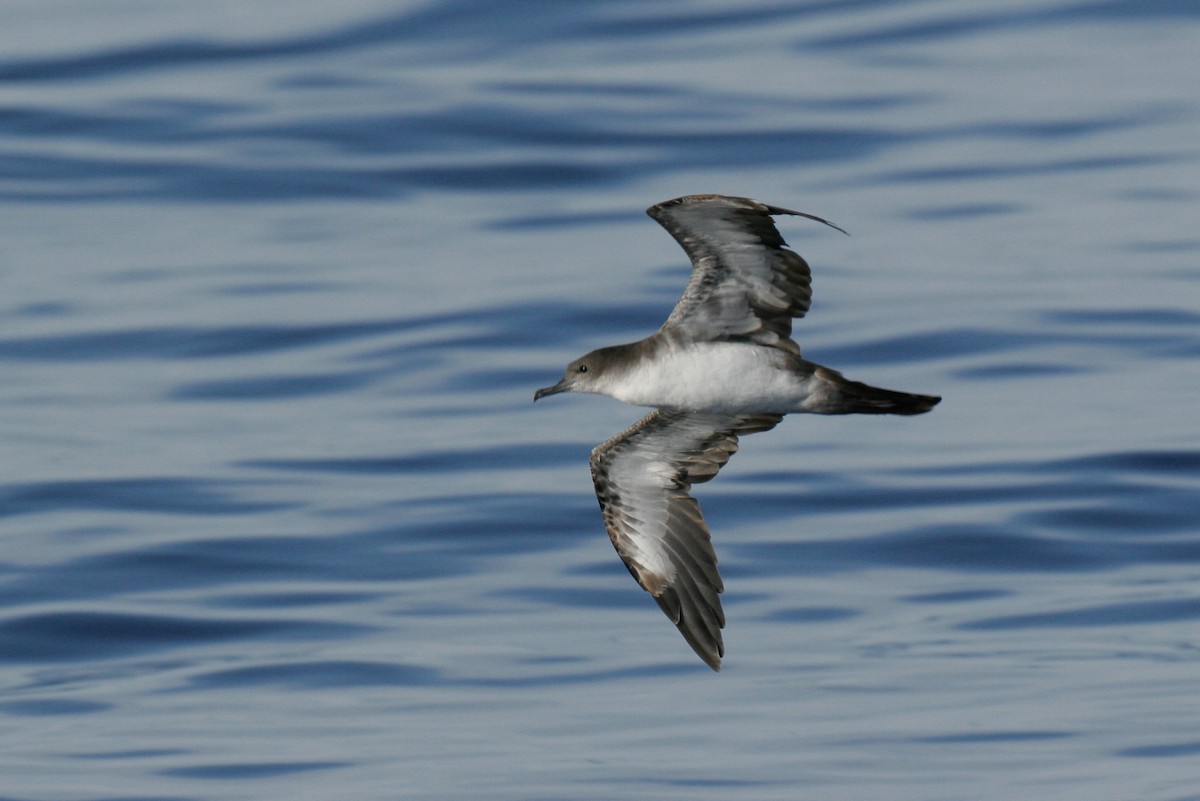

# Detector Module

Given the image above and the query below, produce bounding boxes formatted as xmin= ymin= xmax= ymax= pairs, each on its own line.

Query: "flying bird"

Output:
xmin=535 ymin=194 xmax=940 ymax=670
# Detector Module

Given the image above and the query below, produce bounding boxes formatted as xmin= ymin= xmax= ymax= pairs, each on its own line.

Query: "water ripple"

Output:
xmin=0 ymin=611 xmax=364 ymax=663
xmin=189 ymin=660 xmax=439 ymax=689
xmin=0 ymin=477 xmax=284 ymax=518
xmin=159 ymin=760 xmax=351 ymax=779
xmin=3 ymin=0 xmax=1197 ymax=797
xmin=960 ymin=598 xmax=1200 ymax=630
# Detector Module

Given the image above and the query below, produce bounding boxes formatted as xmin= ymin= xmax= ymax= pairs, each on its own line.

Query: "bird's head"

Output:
xmin=534 ymin=347 xmax=622 ymax=401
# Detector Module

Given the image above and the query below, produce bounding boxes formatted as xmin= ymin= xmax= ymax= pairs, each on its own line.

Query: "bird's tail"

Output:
xmin=811 ymin=366 xmax=941 ymax=416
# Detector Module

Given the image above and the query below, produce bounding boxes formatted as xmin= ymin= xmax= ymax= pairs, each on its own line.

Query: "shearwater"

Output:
xmin=535 ymin=194 xmax=940 ymax=670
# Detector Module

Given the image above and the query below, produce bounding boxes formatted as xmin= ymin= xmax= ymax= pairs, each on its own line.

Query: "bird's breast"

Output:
xmin=610 ymin=342 xmax=810 ymax=413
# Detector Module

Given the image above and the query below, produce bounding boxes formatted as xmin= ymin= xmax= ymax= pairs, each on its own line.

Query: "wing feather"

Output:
xmin=647 ymin=194 xmax=845 ymax=356
xmin=589 ymin=409 xmax=782 ymax=670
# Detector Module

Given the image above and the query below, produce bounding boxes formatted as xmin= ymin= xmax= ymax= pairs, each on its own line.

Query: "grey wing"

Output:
xmin=589 ymin=409 xmax=782 ymax=670
xmin=648 ymin=194 xmax=845 ymax=356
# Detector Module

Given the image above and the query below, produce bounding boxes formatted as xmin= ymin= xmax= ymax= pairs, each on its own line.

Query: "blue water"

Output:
xmin=2 ymin=1 xmax=1199 ymax=799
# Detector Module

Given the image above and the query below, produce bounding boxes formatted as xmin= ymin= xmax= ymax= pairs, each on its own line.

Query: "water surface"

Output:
xmin=2 ymin=2 xmax=1199 ymax=799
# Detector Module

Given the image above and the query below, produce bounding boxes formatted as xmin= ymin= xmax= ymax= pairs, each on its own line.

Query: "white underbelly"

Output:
xmin=611 ymin=342 xmax=808 ymax=413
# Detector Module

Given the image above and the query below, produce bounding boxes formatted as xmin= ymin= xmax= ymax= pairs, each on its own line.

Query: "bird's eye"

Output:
xmin=577 ymin=364 xmax=588 ymax=373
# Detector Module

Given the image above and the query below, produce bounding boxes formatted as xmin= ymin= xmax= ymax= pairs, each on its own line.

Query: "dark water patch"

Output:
xmin=209 ymin=590 xmax=380 ymax=609
xmin=806 ymin=8 xmax=1019 ymax=49
xmin=208 ymin=280 xmax=344 ymax=297
xmin=587 ymin=2 xmax=830 ymax=38
xmin=494 ymin=586 xmax=655 ymax=611
xmin=716 ymin=475 xmax=1120 ymax=519
xmin=13 ymin=301 xmax=75 ymax=317
xmin=777 ymin=92 xmax=932 ymax=113
xmin=871 ymin=154 xmax=1174 ymax=185
xmin=1116 ymin=740 xmax=1200 ymax=758
xmin=737 ymin=525 xmax=1111 ymax=577
xmin=169 ymin=370 xmax=378 ymax=400
xmin=0 ymin=100 xmax=245 ymax=143
xmin=1019 ymin=496 xmax=1197 ymax=536
xmin=488 ymin=79 xmax=683 ymax=98
xmin=0 ymin=320 xmax=402 ymax=361
xmin=401 ymin=161 xmax=617 ymax=191
xmin=0 ymin=529 xmax=474 ymax=607
xmin=809 ymin=1 xmax=1199 ymax=51
xmin=391 ymin=502 xmax=593 ymax=556
xmin=911 ymin=450 xmax=1200 ymax=480
xmin=0 ymin=698 xmax=111 ymax=716
xmin=902 ymin=588 xmax=1011 ymax=604
xmin=968 ymin=113 xmax=1164 ymax=140
xmin=159 ymin=761 xmax=350 ymax=779
xmin=1056 ymin=0 xmax=1200 ymax=21
xmin=493 ymin=79 xmax=927 ymax=113
xmin=1051 ymin=449 xmax=1200 ymax=476
xmin=0 ymin=611 xmax=363 ymax=663
xmin=642 ymin=778 xmax=778 ymax=790
xmin=69 ymin=748 xmax=186 ymax=760
xmin=914 ymin=730 xmax=1073 ymax=744
xmin=1042 ymin=308 xmax=1200 ymax=328
xmin=0 ymin=477 xmax=286 ymax=518
xmin=188 ymin=660 xmax=439 ymax=690
xmin=953 ymin=361 xmax=1087 ymax=379
xmin=860 ymin=526 xmax=1111 ymax=571
xmin=486 ymin=209 xmax=639 ymax=231
xmin=906 ymin=202 xmax=1023 ymax=220
xmin=395 ymin=602 xmax=479 ymax=617
xmin=242 ymin=443 xmax=580 ymax=475
xmin=456 ymin=661 xmax=698 ymax=688
xmin=759 ymin=606 xmax=859 ymax=623
xmin=0 ymin=152 xmax=364 ymax=202
xmin=40 ymin=797 xmax=196 ymax=801
xmin=515 ymin=654 xmax=588 ymax=666
xmin=1119 ymin=186 xmax=1197 ymax=202
xmin=0 ymin=36 xmax=312 ymax=84
xmin=960 ymin=598 xmax=1200 ymax=630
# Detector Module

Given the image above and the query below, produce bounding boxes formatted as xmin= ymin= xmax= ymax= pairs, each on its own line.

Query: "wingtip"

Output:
xmin=680 ymin=614 xmax=726 ymax=672
xmin=646 ymin=194 xmax=849 ymax=236
xmin=766 ymin=204 xmax=850 ymax=236
xmin=690 ymin=639 xmax=723 ymax=671
xmin=649 ymin=586 xmax=726 ymax=671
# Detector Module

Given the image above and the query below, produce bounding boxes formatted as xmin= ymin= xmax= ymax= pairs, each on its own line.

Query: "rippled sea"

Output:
xmin=2 ymin=1 xmax=1199 ymax=799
